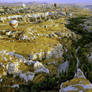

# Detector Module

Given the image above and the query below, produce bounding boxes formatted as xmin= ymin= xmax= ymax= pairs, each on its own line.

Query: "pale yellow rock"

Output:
xmin=60 ymin=69 xmax=92 ymax=92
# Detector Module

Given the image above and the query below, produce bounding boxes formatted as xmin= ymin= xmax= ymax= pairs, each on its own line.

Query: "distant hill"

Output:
xmin=0 ymin=1 xmax=46 ymax=6
xmin=84 ymin=5 xmax=92 ymax=9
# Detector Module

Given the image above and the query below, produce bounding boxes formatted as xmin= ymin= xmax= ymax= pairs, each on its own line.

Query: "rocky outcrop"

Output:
xmin=60 ymin=68 xmax=92 ymax=92
xmin=0 ymin=37 xmax=63 ymax=80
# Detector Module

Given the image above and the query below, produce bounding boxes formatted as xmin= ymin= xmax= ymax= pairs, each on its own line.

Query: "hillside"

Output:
xmin=0 ymin=4 xmax=92 ymax=92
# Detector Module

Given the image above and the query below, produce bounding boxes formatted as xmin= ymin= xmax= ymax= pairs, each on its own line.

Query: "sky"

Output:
xmin=0 ymin=0 xmax=92 ymax=4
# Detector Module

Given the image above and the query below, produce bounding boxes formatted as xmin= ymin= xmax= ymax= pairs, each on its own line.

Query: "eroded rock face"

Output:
xmin=84 ymin=43 xmax=92 ymax=63
xmin=60 ymin=69 xmax=92 ymax=92
xmin=0 ymin=39 xmax=63 ymax=81
xmin=0 ymin=17 xmax=80 ymax=89
xmin=87 ymin=45 xmax=92 ymax=63
xmin=88 ymin=52 xmax=92 ymax=62
xmin=80 ymin=16 xmax=92 ymax=33
xmin=0 ymin=37 xmax=64 ymax=86
xmin=58 ymin=61 xmax=69 ymax=75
